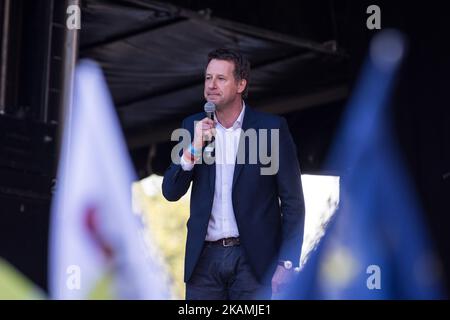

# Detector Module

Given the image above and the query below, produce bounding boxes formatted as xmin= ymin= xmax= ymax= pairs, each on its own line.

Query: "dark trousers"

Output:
xmin=186 ymin=242 xmax=272 ymax=300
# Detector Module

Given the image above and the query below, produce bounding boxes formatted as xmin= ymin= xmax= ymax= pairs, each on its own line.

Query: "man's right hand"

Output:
xmin=182 ymin=117 xmax=216 ymax=163
xmin=193 ymin=117 xmax=216 ymax=149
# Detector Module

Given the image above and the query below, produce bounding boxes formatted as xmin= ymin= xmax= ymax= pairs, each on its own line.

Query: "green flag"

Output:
xmin=0 ymin=258 xmax=46 ymax=300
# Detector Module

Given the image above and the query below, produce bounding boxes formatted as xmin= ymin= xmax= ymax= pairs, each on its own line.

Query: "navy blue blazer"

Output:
xmin=162 ymin=105 xmax=305 ymax=284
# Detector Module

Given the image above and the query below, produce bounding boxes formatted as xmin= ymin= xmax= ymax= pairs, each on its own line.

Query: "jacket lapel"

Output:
xmin=208 ymin=154 xmax=215 ymax=193
xmin=232 ymin=105 xmax=257 ymax=190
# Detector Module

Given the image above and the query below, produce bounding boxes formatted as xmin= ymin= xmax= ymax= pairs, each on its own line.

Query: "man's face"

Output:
xmin=204 ymin=59 xmax=246 ymax=108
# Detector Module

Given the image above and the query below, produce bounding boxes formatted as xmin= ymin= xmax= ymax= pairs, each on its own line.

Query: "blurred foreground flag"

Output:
xmin=0 ymin=258 xmax=45 ymax=299
xmin=285 ymin=30 xmax=446 ymax=299
xmin=49 ymin=60 xmax=171 ymax=299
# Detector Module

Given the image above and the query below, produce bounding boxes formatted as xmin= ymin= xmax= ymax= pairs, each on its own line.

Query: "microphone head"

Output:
xmin=204 ymin=102 xmax=216 ymax=113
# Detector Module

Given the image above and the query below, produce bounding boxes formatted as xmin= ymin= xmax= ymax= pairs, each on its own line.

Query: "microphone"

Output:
xmin=204 ymin=102 xmax=215 ymax=158
xmin=204 ymin=101 xmax=215 ymax=121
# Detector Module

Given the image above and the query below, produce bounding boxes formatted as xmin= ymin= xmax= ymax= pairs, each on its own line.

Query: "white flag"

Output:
xmin=49 ymin=60 xmax=171 ymax=299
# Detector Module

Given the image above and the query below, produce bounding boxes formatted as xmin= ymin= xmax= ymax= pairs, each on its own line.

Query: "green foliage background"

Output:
xmin=134 ymin=179 xmax=190 ymax=299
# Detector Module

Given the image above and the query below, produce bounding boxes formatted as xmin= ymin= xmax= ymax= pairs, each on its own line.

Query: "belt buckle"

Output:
xmin=222 ymin=238 xmax=233 ymax=247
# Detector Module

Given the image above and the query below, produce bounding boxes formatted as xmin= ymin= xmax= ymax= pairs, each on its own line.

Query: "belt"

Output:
xmin=206 ymin=237 xmax=240 ymax=247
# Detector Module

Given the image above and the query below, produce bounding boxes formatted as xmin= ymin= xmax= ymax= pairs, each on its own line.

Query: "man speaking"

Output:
xmin=162 ymin=48 xmax=305 ymax=300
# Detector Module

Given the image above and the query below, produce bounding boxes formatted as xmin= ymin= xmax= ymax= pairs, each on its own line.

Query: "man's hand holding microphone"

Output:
xmin=182 ymin=102 xmax=216 ymax=164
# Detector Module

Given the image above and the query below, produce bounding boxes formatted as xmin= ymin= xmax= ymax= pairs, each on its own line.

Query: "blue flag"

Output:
xmin=285 ymin=30 xmax=446 ymax=299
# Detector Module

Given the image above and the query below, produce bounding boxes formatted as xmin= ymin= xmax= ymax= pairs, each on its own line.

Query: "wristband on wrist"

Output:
xmin=189 ymin=143 xmax=201 ymax=158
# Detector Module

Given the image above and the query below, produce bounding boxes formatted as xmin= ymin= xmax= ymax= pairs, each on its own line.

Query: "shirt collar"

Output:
xmin=215 ymin=101 xmax=246 ymax=130
xmin=234 ymin=101 xmax=246 ymax=129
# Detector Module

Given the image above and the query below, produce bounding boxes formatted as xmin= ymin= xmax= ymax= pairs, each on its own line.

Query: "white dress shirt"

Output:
xmin=180 ymin=103 xmax=246 ymax=241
